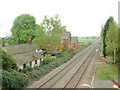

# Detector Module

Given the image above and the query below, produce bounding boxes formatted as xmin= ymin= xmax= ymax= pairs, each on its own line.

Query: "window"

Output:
xmin=23 ymin=64 xmax=26 ymax=68
xmin=35 ymin=60 xmax=37 ymax=64
xmin=30 ymin=62 xmax=32 ymax=66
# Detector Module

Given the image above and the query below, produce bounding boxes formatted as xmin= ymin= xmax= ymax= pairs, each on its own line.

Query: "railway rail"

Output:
xmin=28 ymin=40 xmax=101 ymax=89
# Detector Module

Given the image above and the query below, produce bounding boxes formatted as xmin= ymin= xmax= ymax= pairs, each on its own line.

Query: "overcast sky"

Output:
xmin=0 ymin=0 xmax=119 ymax=37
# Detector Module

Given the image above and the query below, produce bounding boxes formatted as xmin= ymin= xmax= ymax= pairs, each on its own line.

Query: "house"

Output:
xmin=61 ymin=31 xmax=71 ymax=48
xmin=4 ymin=43 xmax=44 ymax=69
xmin=71 ymin=37 xmax=78 ymax=48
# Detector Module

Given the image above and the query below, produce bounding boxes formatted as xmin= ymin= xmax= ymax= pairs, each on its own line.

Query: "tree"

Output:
xmin=48 ymin=15 xmax=66 ymax=49
xmin=106 ymin=19 xmax=118 ymax=63
xmin=32 ymin=25 xmax=47 ymax=49
xmin=101 ymin=17 xmax=119 ymax=63
xmin=9 ymin=14 xmax=37 ymax=44
xmin=101 ymin=17 xmax=113 ymax=57
xmin=33 ymin=15 xmax=66 ymax=50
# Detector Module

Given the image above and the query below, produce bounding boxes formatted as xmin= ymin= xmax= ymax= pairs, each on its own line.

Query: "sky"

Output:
xmin=0 ymin=0 xmax=119 ymax=37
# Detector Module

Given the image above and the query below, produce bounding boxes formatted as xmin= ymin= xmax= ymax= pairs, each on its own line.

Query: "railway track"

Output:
xmin=63 ymin=47 xmax=98 ymax=89
xmin=28 ymin=40 xmax=100 ymax=89
xmin=76 ymin=45 xmax=101 ymax=88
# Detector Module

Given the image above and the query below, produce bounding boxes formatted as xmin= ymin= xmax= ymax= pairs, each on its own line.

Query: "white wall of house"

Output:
xmin=31 ymin=60 xmax=35 ymax=68
xmin=41 ymin=58 xmax=44 ymax=62
xmin=17 ymin=58 xmax=44 ymax=69
xmin=17 ymin=64 xmax=23 ymax=69
xmin=31 ymin=59 xmax=42 ymax=67
xmin=34 ymin=59 xmax=40 ymax=67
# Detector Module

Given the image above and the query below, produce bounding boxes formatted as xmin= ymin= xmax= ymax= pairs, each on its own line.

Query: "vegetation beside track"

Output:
xmin=96 ymin=16 xmax=119 ymax=81
xmin=1 ymin=39 xmax=94 ymax=88
xmin=96 ymin=63 xmax=118 ymax=80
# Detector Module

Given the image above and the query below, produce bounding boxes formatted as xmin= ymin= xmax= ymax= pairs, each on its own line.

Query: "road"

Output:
xmin=28 ymin=40 xmax=101 ymax=89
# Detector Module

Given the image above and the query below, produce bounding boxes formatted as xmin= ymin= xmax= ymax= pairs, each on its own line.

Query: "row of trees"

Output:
xmin=7 ymin=14 xmax=66 ymax=50
xmin=100 ymin=17 xmax=119 ymax=64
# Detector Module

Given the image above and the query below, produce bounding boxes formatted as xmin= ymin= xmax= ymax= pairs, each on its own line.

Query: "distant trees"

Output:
xmin=33 ymin=15 xmax=66 ymax=50
xmin=79 ymin=36 xmax=99 ymax=39
xmin=8 ymin=14 xmax=37 ymax=44
xmin=100 ymin=17 xmax=118 ymax=63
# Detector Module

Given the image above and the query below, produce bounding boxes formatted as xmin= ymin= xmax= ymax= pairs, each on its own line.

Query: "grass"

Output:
xmin=78 ymin=39 xmax=95 ymax=44
xmin=96 ymin=64 xmax=118 ymax=80
xmin=78 ymin=39 xmax=90 ymax=42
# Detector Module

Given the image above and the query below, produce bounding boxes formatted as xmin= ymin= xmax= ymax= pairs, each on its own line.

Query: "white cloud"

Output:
xmin=0 ymin=0 xmax=119 ymax=37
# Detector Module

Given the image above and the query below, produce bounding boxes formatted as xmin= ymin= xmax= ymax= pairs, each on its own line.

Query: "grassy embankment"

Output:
xmin=78 ymin=39 xmax=95 ymax=44
xmin=96 ymin=63 xmax=118 ymax=80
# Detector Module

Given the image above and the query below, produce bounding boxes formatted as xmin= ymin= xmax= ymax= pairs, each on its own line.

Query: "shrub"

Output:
xmin=28 ymin=70 xmax=42 ymax=79
xmin=20 ymin=66 xmax=33 ymax=73
xmin=1 ymin=48 xmax=17 ymax=71
xmin=62 ymin=47 xmax=68 ymax=51
xmin=1 ymin=70 xmax=28 ymax=88
xmin=41 ymin=57 xmax=53 ymax=65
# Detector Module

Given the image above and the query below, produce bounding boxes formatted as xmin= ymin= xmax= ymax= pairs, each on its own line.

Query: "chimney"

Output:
xmin=28 ymin=36 xmax=32 ymax=44
xmin=2 ymin=38 xmax=5 ymax=48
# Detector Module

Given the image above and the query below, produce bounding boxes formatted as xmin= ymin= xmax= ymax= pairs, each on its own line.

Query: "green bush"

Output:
xmin=62 ymin=47 xmax=68 ymax=51
xmin=1 ymin=48 xmax=17 ymax=71
xmin=28 ymin=70 xmax=42 ymax=79
xmin=1 ymin=70 xmax=28 ymax=88
xmin=41 ymin=57 xmax=53 ymax=65
xmin=20 ymin=66 xmax=33 ymax=73
xmin=28 ymin=65 xmax=54 ymax=79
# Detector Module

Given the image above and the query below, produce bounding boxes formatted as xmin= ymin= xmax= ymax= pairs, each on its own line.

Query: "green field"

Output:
xmin=78 ymin=39 xmax=93 ymax=42
xmin=78 ymin=39 xmax=95 ymax=45
xmin=96 ymin=64 xmax=118 ymax=80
